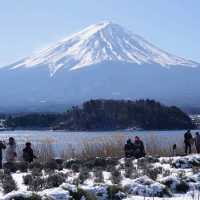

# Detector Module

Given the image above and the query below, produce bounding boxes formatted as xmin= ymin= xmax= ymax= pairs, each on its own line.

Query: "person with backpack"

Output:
xmin=5 ymin=137 xmax=17 ymax=162
xmin=0 ymin=140 xmax=6 ymax=168
xmin=195 ymin=132 xmax=200 ymax=153
xmin=133 ymin=136 xmax=146 ymax=159
xmin=184 ymin=130 xmax=193 ymax=155
xmin=23 ymin=142 xmax=37 ymax=163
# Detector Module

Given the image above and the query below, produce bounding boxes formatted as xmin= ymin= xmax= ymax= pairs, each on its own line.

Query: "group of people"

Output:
xmin=124 ymin=136 xmax=146 ymax=159
xmin=0 ymin=137 xmax=36 ymax=169
xmin=184 ymin=130 xmax=200 ymax=154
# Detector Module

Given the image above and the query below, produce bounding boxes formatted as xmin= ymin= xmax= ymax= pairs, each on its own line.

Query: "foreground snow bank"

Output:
xmin=1 ymin=154 xmax=200 ymax=200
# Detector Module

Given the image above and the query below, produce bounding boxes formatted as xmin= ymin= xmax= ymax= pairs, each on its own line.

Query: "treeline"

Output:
xmin=57 ymin=99 xmax=194 ymax=130
xmin=6 ymin=113 xmax=66 ymax=129
xmin=5 ymin=99 xmax=194 ymax=130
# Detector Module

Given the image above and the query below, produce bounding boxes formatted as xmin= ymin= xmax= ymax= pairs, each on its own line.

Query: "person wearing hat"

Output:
xmin=23 ymin=142 xmax=37 ymax=163
xmin=133 ymin=136 xmax=146 ymax=159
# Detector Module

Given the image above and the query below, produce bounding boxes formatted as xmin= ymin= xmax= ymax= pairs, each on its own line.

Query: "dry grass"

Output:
xmin=15 ymin=134 xmax=195 ymax=162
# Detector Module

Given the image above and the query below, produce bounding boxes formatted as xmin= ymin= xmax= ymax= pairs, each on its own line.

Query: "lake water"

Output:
xmin=0 ymin=129 xmax=199 ymax=150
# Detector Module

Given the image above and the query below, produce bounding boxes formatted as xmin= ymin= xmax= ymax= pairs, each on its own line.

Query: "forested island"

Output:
xmin=5 ymin=99 xmax=194 ymax=131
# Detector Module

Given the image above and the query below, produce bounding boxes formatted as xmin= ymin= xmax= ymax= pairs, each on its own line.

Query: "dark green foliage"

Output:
xmin=44 ymin=160 xmax=58 ymax=172
xmin=107 ymin=185 xmax=126 ymax=200
xmin=176 ymin=181 xmax=189 ymax=193
xmin=23 ymin=174 xmax=33 ymax=185
xmin=78 ymin=167 xmax=90 ymax=184
xmin=93 ymin=168 xmax=104 ymax=183
xmin=45 ymin=173 xmax=65 ymax=188
xmin=1 ymin=174 xmax=17 ymax=194
xmin=6 ymin=99 xmax=192 ymax=130
xmin=16 ymin=162 xmax=28 ymax=172
xmin=3 ymin=162 xmax=17 ymax=173
xmin=8 ymin=193 xmax=42 ymax=200
xmin=29 ymin=161 xmax=43 ymax=170
xmin=69 ymin=188 xmax=97 ymax=200
xmin=28 ymin=177 xmax=45 ymax=192
xmin=111 ymin=169 xmax=122 ymax=184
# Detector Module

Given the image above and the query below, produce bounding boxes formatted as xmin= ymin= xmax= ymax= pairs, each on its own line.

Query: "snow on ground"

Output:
xmin=1 ymin=154 xmax=200 ymax=199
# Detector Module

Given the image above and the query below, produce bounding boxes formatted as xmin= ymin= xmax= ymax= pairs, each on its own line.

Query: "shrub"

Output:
xmin=69 ymin=188 xmax=97 ymax=200
xmin=45 ymin=173 xmax=65 ymax=188
xmin=93 ymin=168 xmax=104 ymax=183
xmin=31 ymin=167 xmax=43 ymax=177
xmin=111 ymin=169 xmax=122 ymax=184
xmin=23 ymin=174 xmax=33 ymax=185
xmin=71 ymin=163 xmax=80 ymax=172
xmin=28 ymin=177 xmax=45 ymax=191
xmin=62 ymin=159 xmax=82 ymax=169
xmin=10 ymin=193 xmax=42 ymax=200
xmin=29 ymin=161 xmax=43 ymax=170
xmin=44 ymin=160 xmax=58 ymax=172
xmin=2 ymin=174 xmax=18 ymax=194
xmin=107 ymin=185 xmax=126 ymax=200
xmin=176 ymin=181 xmax=189 ymax=193
xmin=78 ymin=167 xmax=90 ymax=184
xmin=16 ymin=162 xmax=28 ymax=172
xmin=3 ymin=162 xmax=17 ymax=173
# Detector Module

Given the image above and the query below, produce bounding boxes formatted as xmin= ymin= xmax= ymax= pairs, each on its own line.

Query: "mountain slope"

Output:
xmin=7 ymin=21 xmax=199 ymax=76
xmin=0 ymin=22 xmax=200 ymax=112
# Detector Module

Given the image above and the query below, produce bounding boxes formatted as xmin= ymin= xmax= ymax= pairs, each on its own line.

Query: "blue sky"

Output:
xmin=0 ymin=0 xmax=199 ymax=66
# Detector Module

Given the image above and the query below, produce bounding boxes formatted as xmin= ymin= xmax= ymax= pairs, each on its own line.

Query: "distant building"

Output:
xmin=190 ymin=115 xmax=200 ymax=128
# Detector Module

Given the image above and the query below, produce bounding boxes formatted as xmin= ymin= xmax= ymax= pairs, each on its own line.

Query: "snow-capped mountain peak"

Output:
xmin=11 ymin=21 xmax=199 ymax=76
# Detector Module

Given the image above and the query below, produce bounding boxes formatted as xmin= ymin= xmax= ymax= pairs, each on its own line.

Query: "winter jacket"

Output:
xmin=133 ymin=140 xmax=146 ymax=159
xmin=5 ymin=144 xmax=17 ymax=162
xmin=0 ymin=142 xmax=6 ymax=160
xmin=184 ymin=132 xmax=193 ymax=144
xmin=23 ymin=147 xmax=36 ymax=163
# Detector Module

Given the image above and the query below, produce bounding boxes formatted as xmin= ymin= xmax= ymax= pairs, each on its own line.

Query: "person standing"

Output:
xmin=23 ymin=142 xmax=37 ymax=163
xmin=0 ymin=140 xmax=6 ymax=168
xmin=5 ymin=137 xmax=17 ymax=162
xmin=195 ymin=132 xmax=200 ymax=153
xmin=184 ymin=130 xmax=193 ymax=155
xmin=133 ymin=136 xmax=145 ymax=159
xmin=124 ymin=139 xmax=135 ymax=158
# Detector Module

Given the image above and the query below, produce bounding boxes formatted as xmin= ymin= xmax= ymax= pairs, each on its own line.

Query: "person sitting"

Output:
xmin=23 ymin=142 xmax=37 ymax=163
xmin=133 ymin=136 xmax=145 ymax=159
xmin=5 ymin=137 xmax=17 ymax=162
xmin=124 ymin=139 xmax=135 ymax=158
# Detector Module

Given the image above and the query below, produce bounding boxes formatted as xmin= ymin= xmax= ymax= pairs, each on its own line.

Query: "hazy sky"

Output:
xmin=0 ymin=0 xmax=199 ymax=66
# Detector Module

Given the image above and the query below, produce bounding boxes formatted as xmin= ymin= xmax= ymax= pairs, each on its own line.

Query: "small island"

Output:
xmin=6 ymin=99 xmax=194 ymax=131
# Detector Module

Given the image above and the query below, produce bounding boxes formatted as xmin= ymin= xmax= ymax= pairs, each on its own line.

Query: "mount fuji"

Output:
xmin=0 ymin=22 xmax=200 ymax=112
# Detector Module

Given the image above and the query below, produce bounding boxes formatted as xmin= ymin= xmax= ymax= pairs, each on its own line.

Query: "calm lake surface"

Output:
xmin=0 ymin=130 xmax=199 ymax=154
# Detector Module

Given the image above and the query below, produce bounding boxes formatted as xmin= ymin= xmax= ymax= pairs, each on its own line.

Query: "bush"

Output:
xmin=45 ymin=173 xmax=65 ymax=188
xmin=62 ymin=159 xmax=82 ymax=169
xmin=3 ymin=162 xmax=17 ymax=173
xmin=69 ymin=188 xmax=97 ymax=200
xmin=10 ymin=193 xmax=42 ymax=200
xmin=176 ymin=181 xmax=189 ymax=193
xmin=23 ymin=174 xmax=33 ymax=185
xmin=78 ymin=167 xmax=90 ymax=184
xmin=16 ymin=162 xmax=28 ymax=172
xmin=28 ymin=177 xmax=45 ymax=192
xmin=44 ymin=160 xmax=58 ymax=172
xmin=107 ymin=185 xmax=126 ymax=200
xmin=111 ymin=169 xmax=122 ymax=184
xmin=29 ymin=161 xmax=43 ymax=170
xmin=93 ymin=168 xmax=104 ymax=183
xmin=2 ymin=174 xmax=18 ymax=194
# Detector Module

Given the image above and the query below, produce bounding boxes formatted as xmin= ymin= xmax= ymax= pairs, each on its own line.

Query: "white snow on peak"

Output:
xmin=11 ymin=21 xmax=199 ymax=76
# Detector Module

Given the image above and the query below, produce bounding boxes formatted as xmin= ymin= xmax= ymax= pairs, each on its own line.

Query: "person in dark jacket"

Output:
xmin=184 ymin=130 xmax=193 ymax=154
xmin=23 ymin=142 xmax=37 ymax=163
xmin=195 ymin=132 xmax=200 ymax=153
xmin=124 ymin=139 xmax=135 ymax=158
xmin=0 ymin=140 xmax=6 ymax=169
xmin=133 ymin=136 xmax=145 ymax=159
